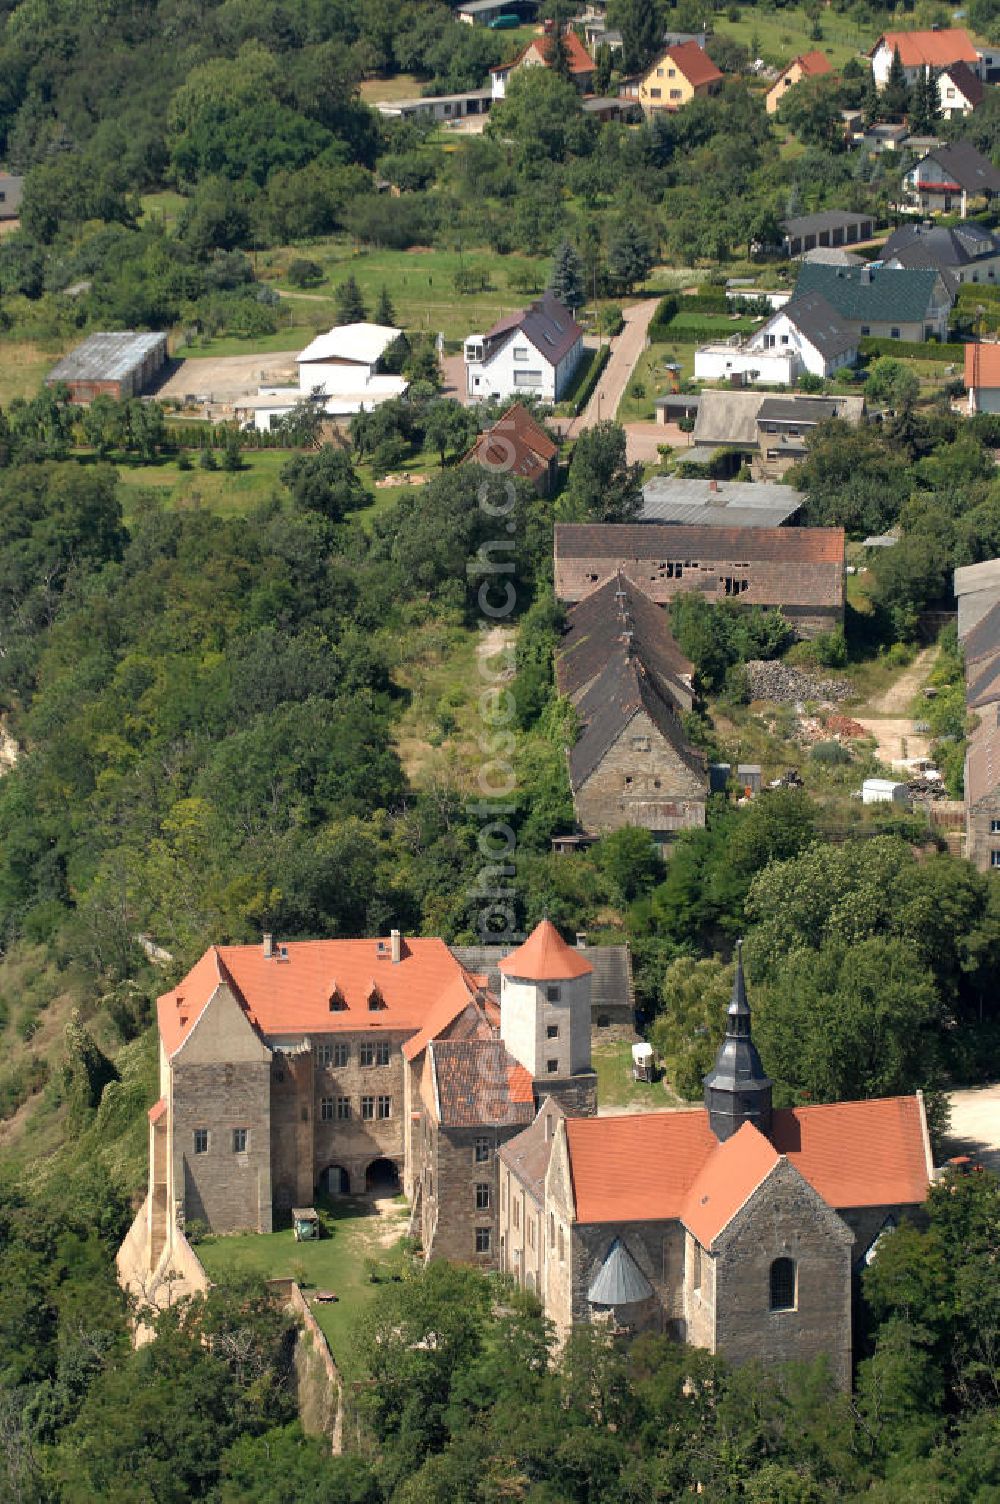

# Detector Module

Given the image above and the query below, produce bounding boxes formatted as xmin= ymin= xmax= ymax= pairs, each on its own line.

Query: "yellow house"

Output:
xmin=765 ymin=51 xmax=832 ymax=115
xmin=637 ymin=40 xmax=723 ymax=114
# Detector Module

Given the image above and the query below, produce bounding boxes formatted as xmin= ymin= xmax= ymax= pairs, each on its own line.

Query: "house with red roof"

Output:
xmin=499 ymin=943 xmax=935 ymax=1386
xmin=462 ymin=402 xmax=560 ymax=496
xmin=490 ymin=28 xmax=595 ymax=100
xmin=870 ymin=27 xmax=980 ymax=89
xmin=635 ymin=39 xmax=723 ymax=115
xmin=765 ymin=50 xmax=832 ymax=115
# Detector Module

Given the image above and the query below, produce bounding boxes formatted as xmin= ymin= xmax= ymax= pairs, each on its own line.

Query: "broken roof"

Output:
xmin=556 ymin=521 xmax=845 ymax=565
xmin=556 ymin=569 xmax=694 ymax=709
xmin=568 ymin=650 xmax=706 ymax=791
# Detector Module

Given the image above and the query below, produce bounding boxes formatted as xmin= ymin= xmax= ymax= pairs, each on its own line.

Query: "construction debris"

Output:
xmin=744 ymin=660 xmax=853 ymax=705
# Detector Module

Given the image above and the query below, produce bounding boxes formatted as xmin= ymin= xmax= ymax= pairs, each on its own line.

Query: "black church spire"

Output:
xmin=703 ymin=940 xmax=772 ymax=1142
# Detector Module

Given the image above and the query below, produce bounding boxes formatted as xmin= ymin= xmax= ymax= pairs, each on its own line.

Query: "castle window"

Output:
xmin=547 ymin=1059 xmax=559 ymax=1074
xmin=991 ymin=819 xmax=1000 ymax=833
xmin=770 ymin=1256 xmax=797 ymax=1311
xmin=991 ymin=850 xmax=1000 ymax=869
xmin=337 ymin=1097 xmax=351 ymax=1119
xmin=361 ymin=1096 xmax=375 ymax=1120
xmin=546 ymin=1024 xmax=559 ymax=1039
xmin=476 ymin=1227 xmax=492 ymax=1253
xmin=232 ymin=1128 xmax=248 ymax=1154
xmin=367 ymin=985 xmax=386 ymax=1011
xmin=476 ymin=1183 xmax=491 ymax=1211
xmin=360 ymin=1041 xmax=390 ymax=1067
xmin=558 ymin=1226 xmax=565 ymax=1261
xmin=474 ymin=1136 xmax=491 ymax=1163
xmin=193 ymin=1129 xmax=209 ymax=1154
xmin=328 ymin=988 xmax=347 ymax=1012
xmin=528 ymin=1217 xmax=535 ymax=1249
xmin=546 ymin=985 xmax=561 ymax=1002
xmin=376 ymin=1095 xmax=392 ymax=1119
xmin=549 ymin=1212 xmax=555 ymax=1249
xmin=334 ymin=1042 xmax=349 ymax=1067
xmin=513 ymin=1197 xmax=520 ymax=1228
xmin=692 ymin=1240 xmax=702 ymax=1292
xmin=315 ymin=1043 xmax=333 ymax=1067
xmin=321 ymin=1097 xmax=334 ymax=1122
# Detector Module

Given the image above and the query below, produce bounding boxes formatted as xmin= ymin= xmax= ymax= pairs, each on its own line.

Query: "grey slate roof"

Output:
xmin=912 ymin=141 xmax=1000 ymax=195
xmin=639 ymin=476 xmax=803 ymax=528
xmin=756 ymin=394 xmax=865 ymax=426
xmin=781 ymin=210 xmax=873 ymax=239
xmin=569 ymin=653 xmax=705 ymax=790
xmin=588 ymin=1238 xmax=654 ymax=1306
xmin=48 ymin=331 xmax=167 ymax=384
xmin=451 ymin=941 xmax=635 ymax=1018
xmin=793 ymin=263 xmax=947 ymax=324
xmin=778 ymin=289 xmax=859 ymax=359
xmin=556 ymin=569 xmax=694 ymax=709
xmin=483 ymin=293 xmax=582 ymax=369
xmin=881 ymin=220 xmax=1000 ymax=270
xmin=962 ymin=601 xmax=1000 ymax=667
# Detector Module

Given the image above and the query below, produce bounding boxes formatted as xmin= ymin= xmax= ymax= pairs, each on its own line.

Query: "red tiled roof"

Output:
xmin=157 ymin=937 xmax=471 ymax=1056
xmin=665 ymin=39 xmax=723 ymax=88
xmin=566 ymin=1097 xmax=929 ymax=1224
xmin=966 ymin=342 xmax=1000 ymax=391
xmin=682 ymin=1122 xmax=780 ymax=1248
xmin=492 ymin=28 xmax=594 ymax=78
xmin=555 ymin=522 xmax=845 ymax=565
xmin=498 ymin=919 xmax=593 ymax=981
xmin=464 ymin=403 xmax=557 ymax=486
xmin=794 ymin=50 xmax=833 ymax=78
xmin=871 ymin=28 xmax=978 ymax=68
xmin=429 ymin=1038 xmax=535 ymax=1128
xmin=401 ymin=974 xmax=493 ymax=1061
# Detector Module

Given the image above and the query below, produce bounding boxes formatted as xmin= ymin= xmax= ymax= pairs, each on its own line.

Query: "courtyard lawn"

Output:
xmin=114 ymin=449 xmax=291 ymax=520
xmin=592 ymin=1040 xmax=686 ymax=1111
xmin=197 ymin=1195 xmax=411 ymax=1377
xmin=617 ymin=339 xmax=698 ymax=422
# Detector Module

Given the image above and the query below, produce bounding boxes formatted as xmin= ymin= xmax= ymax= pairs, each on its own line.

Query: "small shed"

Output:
xmin=632 ymin=1041 xmax=653 ymax=1082
xmin=292 ymin=1207 xmax=320 ymax=1241
xmin=862 ymin=778 xmax=911 ymax=807
xmin=709 ymin=762 xmax=732 ymax=793
xmin=737 ymin=764 xmax=762 ymax=795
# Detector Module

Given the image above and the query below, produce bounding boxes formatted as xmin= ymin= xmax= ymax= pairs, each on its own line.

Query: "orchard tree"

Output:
xmin=866 ymin=357 xmax=920 ymax=411
xmin=279 ymin=445 xmax=369 ymax=520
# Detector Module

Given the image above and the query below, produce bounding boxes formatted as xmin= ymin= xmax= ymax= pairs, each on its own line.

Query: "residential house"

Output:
xmin=554 ymin=570 xmax=707 ymax=841
xmin=955 ymin=572 xmax=1000 ymax=870
xmin=638 ymin=476 xmax=804 ymax=528
xmin=636 ymin=40 xmax=722 ymax=114
xmin=854 ymin=122 xmax=910 ymax=155
xmin=903 ymin=141 xmax=1000 ymax=216
xmin=498 ymin=945 xmax=934 ymax=1382
xmin=463 ymin=402 xmax=560 ymax=495
xmin=491 ymin=29 xmax=595 ymax=99
xmin=781 ymin=211 xmax=876 ymax=258
xmin=765 ymin=51 xmax=832 ymax=115
xmin=869 ymin=28 xmax=980 ymax=89
xmin=793 ymin=262 xmax=954 ymax=342
xmin=689 ymin=389 xmax=865 ymax=477
xmin=880 ymin=220 xmax=1000 ymax=286
xmin=554 ymin=522 xmax=846 ymax=637
xmin=451 ymin=936 xmax=636 ymax=1036
xmin=0 ymin=172 xmax=23 ymax=221
xmin=965 ymin=342 xmax=1000 ymax=414
xmin=936 ymin=61 xmax=984 ymax=118
xmin=694 ymin=289 xmax=859 ymax=386
xmin=375 ymin=88 xmax=491 ymax=122
xmin=464 ymin=294 xmax=584 ymax=402
xmin=256 ymin=321 xmax=413 ymax=425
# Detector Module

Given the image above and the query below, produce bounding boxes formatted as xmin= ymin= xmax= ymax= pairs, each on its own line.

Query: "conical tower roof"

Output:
xmin=587 ymin=1238 xmax=654 ymax=1306
xmin=498 ymin=920 xmax=592 ymax=981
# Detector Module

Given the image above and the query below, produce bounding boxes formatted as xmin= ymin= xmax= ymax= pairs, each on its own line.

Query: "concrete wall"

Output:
xmin=694 ymin=346 xmax=798 ymax=386
xmin=573 ymin=709 xmax=707 ymax=837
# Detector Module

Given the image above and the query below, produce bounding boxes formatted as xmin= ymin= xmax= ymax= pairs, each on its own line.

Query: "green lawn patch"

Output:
xmin=197 ymin=1195 xmax=411 ymax=1378
xmin=592 ymin=1040 xmax=685 ymax=1111
xmin=114 ymin=449 xmax=290 ymax=519
xmin=176 ymin=325 xmax=318 ymax=359
xmin=713 ymin=8 xmax=869 ymax=69
xmin=139 ymin=190 xmax=188 ymax=231
xmin=617 ymin=339 xmax=698 ymax=422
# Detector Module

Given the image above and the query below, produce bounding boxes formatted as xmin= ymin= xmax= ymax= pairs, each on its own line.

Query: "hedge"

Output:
xmin=859 ymin=336 xmax=966 ymax=362
xmin=647 ymin=294 xmax=680 ymax=339
xmin=572 ymin=343 xmax=611 ymax=415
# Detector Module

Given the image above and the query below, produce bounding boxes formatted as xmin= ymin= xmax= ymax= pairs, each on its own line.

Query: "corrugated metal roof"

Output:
xmin=48 ymin=331 xmax=167 ymax=384
xmin=640 ymin=477 xmax=803 ymax=527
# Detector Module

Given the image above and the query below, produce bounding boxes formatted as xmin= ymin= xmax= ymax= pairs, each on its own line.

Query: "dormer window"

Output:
xmin=368 ymin=984 xmax=387 ymax=1011
xmin=328 ymin=984 xmax=347 ymax=1012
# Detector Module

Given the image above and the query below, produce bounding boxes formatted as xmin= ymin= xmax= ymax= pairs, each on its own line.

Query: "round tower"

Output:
xmin=498 ymin=920 xmax=592 ymax=1081
xmin=703 ymin=940 xmax=772 ymax=1143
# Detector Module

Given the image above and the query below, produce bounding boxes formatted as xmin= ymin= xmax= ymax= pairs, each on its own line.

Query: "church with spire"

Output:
xmin=498 ymin=941 xmax=934 ymax=1388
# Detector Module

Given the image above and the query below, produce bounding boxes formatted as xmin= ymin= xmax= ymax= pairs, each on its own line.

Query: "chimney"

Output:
xmin=391 ymin=928 xmax=402 ymax=964
xmin=860 ymin=265 xmax=872 ymax=284
xmin=576 ymin=931 xmax=588 ymax=948
xmin=263 ymin=932 xmax=273 ymax=959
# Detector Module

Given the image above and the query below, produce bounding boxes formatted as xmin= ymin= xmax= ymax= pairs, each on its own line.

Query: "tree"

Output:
xmin=335 ymin=273 xmax=368 ymax=324
xmin=564 ymin=421 xmax=643 ymax=521
xmin=883 ymin=45 xmax=911 ymax=119
xmin=549 ymin=239 xmax=586 ymax=311
xmin=594 ymin=826 xmax=662 ymax=902
xmin=866 ymin=357 xmax=920 ymax=412
xmin=909 ymin=64 xmax=941 ymax=134
xmin=422 ymin=401 xmax=478 ymax=467
xmin=612 ymin=0 xmax=662 ymax=74
xmin=374 ymin=284 xmax=396 ymax=325
xmin=861 ymin=68 xmax=880 ymax=127
xmin=280 ymin=445 xmax=369 ymax=520
xmin=606 ymin=220 xmax=654 ymax=294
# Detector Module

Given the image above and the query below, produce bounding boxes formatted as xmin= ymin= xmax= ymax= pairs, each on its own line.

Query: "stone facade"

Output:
xmin=572 ymin=708 xmax=707 ymax=839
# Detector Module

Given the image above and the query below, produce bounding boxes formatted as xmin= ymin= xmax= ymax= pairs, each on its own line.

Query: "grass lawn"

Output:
xmin=256 ymin=239 xmax=547 ymax=343
xmin=176 ymin=324 xmax=320 ymax=359
xmin=197 ymin=1195 xmax=411 ymax=1377
xmin=358 ymin=73 xmax=425 ymax=103
xmin=0 ymin=340 xmax=63 ymax=404
xmin=139 ymin=190 xmax=188 ymax=231
xmin=354 ymin=449 xmax=442 ymax=530
xmin=592 ymin=1040 xmax=687 ymax=1112
xmin=713 ymin=7 xmax=870 ymax=69
xmin=617 ymin=339 xmax=698 ymax=421
xmin=114 ymin=449 xmax=290 ymax=519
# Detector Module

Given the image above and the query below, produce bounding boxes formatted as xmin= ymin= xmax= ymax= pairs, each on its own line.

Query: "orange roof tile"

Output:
xmin=682 ymin=1123 xmax=780 ymax=1248
xmin=566 ymin=1097 xmax=930 ymax=1225
xmin=872 ymin=28 xmax=978 ymax=69
xmin=966 ymin=342 xmax=1000 ymax=391
xmin=148 ymin=1097 xmax=168 ymax=1126
xmin=492 ymin=28 xmax=594 ymax=78
xmin=497 ymin=919 xmax=593 ymax=981
xmin=794 ymin=50 xmax=833 ymax=78
xmin=665 ymin=39 xmax=723 ymax=88
xmin=401 ymin=973 xmax=493 ymax=1061
xmin=429 ymin=1039 xmax=535 ymax=1127
xmin=157 ymin=937 xmax=472 ymax=1056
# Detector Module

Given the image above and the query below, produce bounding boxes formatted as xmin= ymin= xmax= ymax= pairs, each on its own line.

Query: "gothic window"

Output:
xmin=770 ymin=1257 xmax=796 ymax=1311
xmin=367 ymin=985 xmax=386 ymax=1011
xmin=328 ymin=987 xmax=347 ymax=1012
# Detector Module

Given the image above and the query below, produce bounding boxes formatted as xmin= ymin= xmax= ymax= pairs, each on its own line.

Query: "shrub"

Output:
xmin=811 ymin=739 xmax=851 ymax=765
xmin=286 ymin=257 xmax=324 ymax=288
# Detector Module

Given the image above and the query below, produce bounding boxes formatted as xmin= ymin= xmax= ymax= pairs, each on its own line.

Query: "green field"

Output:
xmin=713 ymin=8 xmax=871 ymax=69
xmin=592 ymin=1040 xmax=687 ymax=1110
xmin=617 ymin=339 xmax=699 ymax=421
xmin=114 ymin=449 xmax=291 ymax=519
xmin=139 ymin=190 xmax=188 ymax=231
xmin=197 ymin=1195 xmax=411 ymax=1376
xmin=0 ymin=339 xmax=62 ymax=404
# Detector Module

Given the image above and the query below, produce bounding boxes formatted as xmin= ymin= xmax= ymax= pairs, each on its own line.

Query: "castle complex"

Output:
xmin=122 ymin=922 xmax=933 ymax=1384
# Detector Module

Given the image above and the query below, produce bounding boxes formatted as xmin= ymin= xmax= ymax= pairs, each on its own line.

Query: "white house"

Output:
xmin=937 ymin=62 xmax=984 ymax=119
xmin=694 ymin=291 xmax=858 ymax=387
xmin=465 ymin=294 xmax=584 ymax=402
xmin=296 ymin=322 xmax=407 ymax=400
xmin=869 ymin=28 xmax=980 ymax=88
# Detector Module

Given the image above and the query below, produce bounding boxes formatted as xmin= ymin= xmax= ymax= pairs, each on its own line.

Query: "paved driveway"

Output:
xmin=944 ymin=1082 xmax=1000 ymax=1173
xmin=563 ymin=297 xmax=661 ymax=439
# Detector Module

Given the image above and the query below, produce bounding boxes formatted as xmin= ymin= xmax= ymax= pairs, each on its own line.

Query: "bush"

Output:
xmin=859 ymin=336 xmax=964 ymax=362
xmin=571 ymin=344 xmax=611 ymax=415
xmin=811 ymin=739 xmax=851 ymax=765
xmin=286 ymin=257 xmax=324 ymax=288
xmin=797 ymin=371 xmax=824 ymax=393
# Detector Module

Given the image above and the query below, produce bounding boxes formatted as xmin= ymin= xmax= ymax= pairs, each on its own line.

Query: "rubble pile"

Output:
xmin=823 ymin=712 xmax=869 ymax=739
xmin=744 ymin=661 xmax=853 ymax=705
